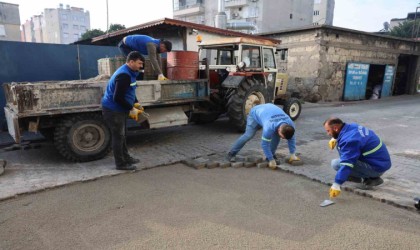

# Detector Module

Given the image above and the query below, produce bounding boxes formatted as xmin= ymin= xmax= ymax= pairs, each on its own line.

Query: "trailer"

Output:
xmin=4 ymin=78 xmax=209 ymax=162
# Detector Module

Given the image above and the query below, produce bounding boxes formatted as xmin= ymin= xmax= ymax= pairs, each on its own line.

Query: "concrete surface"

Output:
xmin=0 ymin=95 xmax=419 ymax=212
xmin=1 ymin=164 xmax=419 ymax=249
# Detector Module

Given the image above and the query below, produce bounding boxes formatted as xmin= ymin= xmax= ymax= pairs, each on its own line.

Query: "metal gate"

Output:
xmin=343 ymin=62 xmax=370 ymax=101
xmin=0 ymin=41 xmax=120 ymax=129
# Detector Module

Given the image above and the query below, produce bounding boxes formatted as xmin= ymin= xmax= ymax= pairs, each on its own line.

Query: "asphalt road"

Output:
xmin=1 ymin=163 xmax=419 ymax=249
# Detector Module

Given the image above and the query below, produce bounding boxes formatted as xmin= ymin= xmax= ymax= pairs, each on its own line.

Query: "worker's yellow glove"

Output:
xmin=133 ymin=102 xmax=144 ymax=111
xmin=158 ymin=74 xmax=168 ymax=81
xmin=328 ymin=138 xmax=337 ymax=150
xmin=268 ymin=159 xmax=277 ymax=170
xmin=288 ymin=153 xmax=301 ymax=163
xmin=128 ymin=108 xmax=142 ymax=121
xmin=329 ymin=183 xmax=341 ymax=198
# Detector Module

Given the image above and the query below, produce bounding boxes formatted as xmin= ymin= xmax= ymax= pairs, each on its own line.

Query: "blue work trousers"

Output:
xmin=331 ymin=158 xmax=384 ymax=178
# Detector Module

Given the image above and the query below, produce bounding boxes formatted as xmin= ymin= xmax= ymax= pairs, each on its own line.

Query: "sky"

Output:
xmin=4 ymin=0 xmax=420 ymax=32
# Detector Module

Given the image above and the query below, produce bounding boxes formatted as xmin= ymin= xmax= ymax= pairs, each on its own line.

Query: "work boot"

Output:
xmin=126 ymin=156 xmax=140 ymax=165
xmin=226 ymin=153 xmax=236 ymax=162
xmin=273 ymin=156 xmax=281 ymax=165
xmin=116 ymin=163 xmax=137 ymax=171
xmin=347 ymin=176 xmax=363 ymax=183
xmin=362 ymin=177 xmax=384 ymax=186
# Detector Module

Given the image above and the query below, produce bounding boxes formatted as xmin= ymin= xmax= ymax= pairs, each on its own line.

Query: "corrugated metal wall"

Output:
xmin=0 ymin=41 xmax=120 ymax=130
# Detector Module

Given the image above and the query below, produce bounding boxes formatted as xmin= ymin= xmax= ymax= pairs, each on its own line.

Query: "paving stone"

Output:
xmin=257 ymin=162 xmax=268 ymax=168
xmin=231 ymin=162 xmax=244 ymax=168
xmin=205 ymin=161 xmax=219 ymax=169
xmin=243 ymin=162 xmax=256 ymax=168
xmin=181 ymin=158 xmax=206 ymax=170
xmin=218 ymin=161 xmax=231 ymax=168
xmin=235 ymin=156 xmax=247 ymax=162
xmin=207 ymin=154 xmax=231 ymax=168
xmin=246 ymin=156 xmax=264 ymax=163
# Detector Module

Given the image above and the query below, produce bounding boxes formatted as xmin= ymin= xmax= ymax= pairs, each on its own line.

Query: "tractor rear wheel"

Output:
xmin=227 ymin=78 xmax=269 ymax=132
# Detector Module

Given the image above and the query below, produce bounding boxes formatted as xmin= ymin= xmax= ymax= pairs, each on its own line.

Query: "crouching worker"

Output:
xmin=227 ymin=103 xmax=301 ymax=169
xmin=101 ymin=51 xmax=145 ymax=170
xmin=324 ymin=117 xmax=391 ymax=198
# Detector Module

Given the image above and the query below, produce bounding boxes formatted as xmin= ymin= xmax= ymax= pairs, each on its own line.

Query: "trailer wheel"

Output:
xmin=227 ymin=78 xmax=269 ymax=132
xmin=283 ymin=97 xmax=302 ymax=121
xmin=54 ymin=114 xmax=111 ymax=162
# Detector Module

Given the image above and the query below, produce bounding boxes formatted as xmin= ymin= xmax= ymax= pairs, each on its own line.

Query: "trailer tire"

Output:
xmin=54 ymin=114 xmax=111 ymax=162
xmin=283 ymin=97 xmax=302 ymax=121
xmin=227 ymin=78 xmax=269 ymax=132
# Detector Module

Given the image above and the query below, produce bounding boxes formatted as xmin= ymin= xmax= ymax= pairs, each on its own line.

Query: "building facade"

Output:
xmin=313 ymin=0 xmax=334 ymax=25
xmin=21 ymin=4 xmax=90 ymax=44
xmin=173 ymin=0 xmax=334 ymax=34
xmin=261 ymin=26 xmax=420 ymax=102
xmin=0 ymin=1 xmax=21 ymax=41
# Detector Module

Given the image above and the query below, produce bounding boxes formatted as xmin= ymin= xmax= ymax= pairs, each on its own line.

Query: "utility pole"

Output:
xmin=106 ymin=0 xmax=109 ymax=34
xmin=412 ymin=4 xmax=420 ymax=38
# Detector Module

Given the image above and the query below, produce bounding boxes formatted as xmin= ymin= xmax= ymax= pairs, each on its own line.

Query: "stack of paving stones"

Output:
xmin=182 ymin=150 xmax=304 ymax=170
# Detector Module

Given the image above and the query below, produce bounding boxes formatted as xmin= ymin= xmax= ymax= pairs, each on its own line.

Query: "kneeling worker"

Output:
xmin=324 ymin=117 xmax=392 ymax=198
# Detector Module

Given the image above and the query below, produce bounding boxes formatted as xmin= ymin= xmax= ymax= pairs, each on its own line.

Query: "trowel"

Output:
xmin=320 ymin=199 xmax=335 ymax=207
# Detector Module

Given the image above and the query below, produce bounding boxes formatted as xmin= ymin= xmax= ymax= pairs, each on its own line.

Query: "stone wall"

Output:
xmin=275 ymin=30 xmax=322 ymax=102
xmin=268 ymin=27 xmax=420 ymax=102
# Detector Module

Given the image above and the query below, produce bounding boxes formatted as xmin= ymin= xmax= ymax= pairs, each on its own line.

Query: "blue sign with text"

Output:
xmin=343 ymin=62 xmax=370 ymax=101
xmin=381 ymin=65 xmax=395 ymax=97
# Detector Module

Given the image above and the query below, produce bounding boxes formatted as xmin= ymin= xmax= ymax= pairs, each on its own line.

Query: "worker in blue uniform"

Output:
xmin=102 ymin=51 xmax=145 ymax=170
xmin=227 ymin=103 xmax=301 ymax=169
xmin=324 ymin=117 xmax=392 ymax=198
xmin=118 ymin=34 xmax=172 ymax=80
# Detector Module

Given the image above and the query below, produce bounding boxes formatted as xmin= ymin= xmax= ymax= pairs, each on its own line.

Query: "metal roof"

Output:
xmin=258 ymin=24 xmax=420 ymax=43
xmin=199 ymin=37 xmax=279 ymax=47
xmin=91 ymin=18 xmax=280 ymax=45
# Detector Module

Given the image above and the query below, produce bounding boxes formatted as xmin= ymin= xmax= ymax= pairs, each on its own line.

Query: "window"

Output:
xmin=80 ymin=17 xmax=85 ymax=22
xmin=314 ymin=10 xmax=320 ymax=16
xmin=218 ymin=51 xmax=233 ymax=65
xmin=74 ymin=34 xmax=79 ymax=40
xmin=263 ymin=48 xmax=275 ymax=68
xmin=0 ymin=25 xmax=6 ymax=36
xmin=73 ymin=25 xmax=78 ymax=30
xmin=277 ymin=49 xmax=288 ymax=61
xmin=63 ymin=33 xmax=69 ymax=38
xmin=242 ymin=45 xmax=261 ymax=68
xmin=314 ymin=0 xmax=321 ymax=4
xmin=62 ymin=14 xmax=67 ymax=20
xmin=80 ymin=25 xmax=86 ymax=31
xmin=290 ymin=13 xmax=293 ymax=19
xmin=62 ymin=23 xmax=68 ymax=29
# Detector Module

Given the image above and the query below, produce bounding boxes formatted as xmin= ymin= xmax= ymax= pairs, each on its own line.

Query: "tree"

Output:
xmin=383 ymin=22 xmax=390 ymax=32
xmin=108 ymin=24 xmax=126 ymax=33
xmin=80 ymin=29 xmax=106 ymax=40
xmin=389 ymin=20 xmax=420 ymax=38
